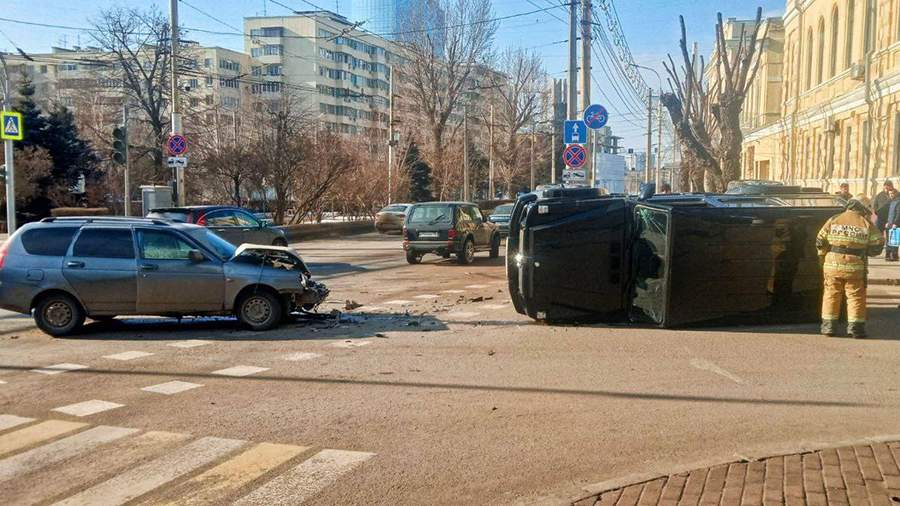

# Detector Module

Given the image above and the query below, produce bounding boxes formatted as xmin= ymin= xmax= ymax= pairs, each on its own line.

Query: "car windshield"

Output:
xmin=408 ymin=205 xmax=451 ymax=224
xmin=185 ymin=228 xmax=237 ymax=259
xmin=493 ymin=204 xmax=514 ymax=214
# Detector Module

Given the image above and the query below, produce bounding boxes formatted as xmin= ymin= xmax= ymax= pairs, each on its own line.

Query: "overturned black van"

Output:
xmin=507 ymin=186 xmax=845 ymax=327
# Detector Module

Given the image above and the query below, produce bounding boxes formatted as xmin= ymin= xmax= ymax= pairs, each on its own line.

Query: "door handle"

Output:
xmin=66 ymin=261 xmax=85 ymax=269
xmin=139 ymin=264 xmax=159 ymax=271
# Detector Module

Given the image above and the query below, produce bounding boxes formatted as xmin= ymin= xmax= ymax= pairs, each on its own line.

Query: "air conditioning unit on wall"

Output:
xmin=850 ymin=63 xmax=865 ymax=81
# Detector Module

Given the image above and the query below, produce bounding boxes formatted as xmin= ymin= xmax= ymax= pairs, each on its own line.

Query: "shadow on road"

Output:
xmin=0 ymin=363 xmax=871 ymax=408
xmin=31 ymin=312 xmax=449 ymax=342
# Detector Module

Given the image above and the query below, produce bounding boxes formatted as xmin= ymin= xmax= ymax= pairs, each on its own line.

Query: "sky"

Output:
xmin=1 ymin=0 xmax=785 ymax=149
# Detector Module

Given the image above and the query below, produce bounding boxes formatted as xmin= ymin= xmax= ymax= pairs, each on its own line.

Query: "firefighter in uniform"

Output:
xmin=816 ymin=194 xmax=884 ymax=338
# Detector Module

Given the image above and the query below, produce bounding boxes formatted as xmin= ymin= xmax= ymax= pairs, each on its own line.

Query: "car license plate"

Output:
xmin=419 ymin=232 xmax=438 ymax=238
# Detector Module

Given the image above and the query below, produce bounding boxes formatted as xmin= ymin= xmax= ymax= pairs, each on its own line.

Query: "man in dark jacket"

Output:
xmin=886 ymin=188 xmax=900 ymax=261
xmin=874 ymin=180 xmax=895 ymax=230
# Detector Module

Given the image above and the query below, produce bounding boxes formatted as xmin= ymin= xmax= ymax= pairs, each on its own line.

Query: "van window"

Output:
xmin=72 ymin=229 xmax=135 ymax=259
xmin=21 ymin=228 xmax=78 ymax=256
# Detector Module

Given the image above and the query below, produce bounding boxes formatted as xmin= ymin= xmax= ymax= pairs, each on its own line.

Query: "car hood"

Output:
xmin=231 ymin=244 xmax=310 ymax=272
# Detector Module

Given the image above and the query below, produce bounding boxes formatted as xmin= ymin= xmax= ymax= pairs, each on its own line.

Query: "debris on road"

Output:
xmin=344 ymin=300 xmax=363 ymax=310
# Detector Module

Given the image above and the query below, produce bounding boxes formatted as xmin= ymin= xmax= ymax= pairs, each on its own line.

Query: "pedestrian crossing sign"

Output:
xmin=1 ymin=111 xmax=23 ymax=141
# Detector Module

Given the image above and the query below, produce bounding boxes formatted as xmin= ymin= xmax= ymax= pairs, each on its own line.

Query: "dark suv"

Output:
xmin=0 ymin=217 xmax=328 ymax=336
xmin=403 ymin=202 xmax=501 ymax=264
xmin=147 ymin=206 xmax=288 ymax=246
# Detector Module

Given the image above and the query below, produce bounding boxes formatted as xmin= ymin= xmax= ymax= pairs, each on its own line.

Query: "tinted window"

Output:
xmin=147 ymin=211 xmax=192 ymax=223
xmin=464 ymin=206 xmax=482 ymax=223
xmin=493 ymin=204 xmax=514 ymax=214
xmin=205 ymin=210 xmax=238 ymax=226
xmin=138 ymin=230 xmax=197 ymax=260
xmin=72 ymin=229 xmax=135 ymax=259
xmin=233 ymin=211 xmax=259 ymax=227
xmin=408 ymin=205 xmax=452 ymax=224
xmin=21 ymin=228 xmax=78 ymax=256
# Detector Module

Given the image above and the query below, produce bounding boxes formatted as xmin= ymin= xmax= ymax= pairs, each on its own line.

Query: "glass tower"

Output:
xmin=351 ymin=0 xmax=412 ymax=38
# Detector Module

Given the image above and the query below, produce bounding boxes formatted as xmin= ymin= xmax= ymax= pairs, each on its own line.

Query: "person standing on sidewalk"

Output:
xmin=836 ymin=182 xmax=852 ymax=201
xmin=886 ymin=188 xmax=900 ymax=261
xmin=816 ymin=194 xmax=884 ymax=338
xmin=874 ymin=180 xmax=895 ymax=231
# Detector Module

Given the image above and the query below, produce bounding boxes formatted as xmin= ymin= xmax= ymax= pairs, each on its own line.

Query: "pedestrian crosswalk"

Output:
xmin=0 ymin=414 xmax=375 ymax=505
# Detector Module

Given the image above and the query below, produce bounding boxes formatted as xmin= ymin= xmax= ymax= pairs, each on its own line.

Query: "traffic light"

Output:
xmin=112 ymin=126 xmax=127 ymax=165
xmin=0 ymin=164 xmax=6 ymax=183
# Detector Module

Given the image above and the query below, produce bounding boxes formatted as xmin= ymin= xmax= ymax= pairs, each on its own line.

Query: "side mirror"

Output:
xmin=188 ymin=250 xmax=205 ymax=263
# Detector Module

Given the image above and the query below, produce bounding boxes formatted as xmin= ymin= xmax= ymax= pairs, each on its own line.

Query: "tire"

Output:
xmin=272 ymin=237 xmax=288 ymax=247
xmin=236 ymin=290 xmax=283 ymax=331
xmin=406 ymin=250 xmax=422 ymax=264
xmin=457 ymin=238 xmax=475 ymax=264
xmin=489 ymin=234 xmax=501 ymax=258
xmin=34 ymin=293 xmax=85 ymax=337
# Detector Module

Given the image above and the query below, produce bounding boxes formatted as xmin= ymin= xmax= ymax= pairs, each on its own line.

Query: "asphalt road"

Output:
xmin=1 ymin=233 xmax=899 ymax=505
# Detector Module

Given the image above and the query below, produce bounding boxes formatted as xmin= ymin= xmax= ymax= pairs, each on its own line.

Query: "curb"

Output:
xmin=562 ymin=433 xmax=900 ymax=505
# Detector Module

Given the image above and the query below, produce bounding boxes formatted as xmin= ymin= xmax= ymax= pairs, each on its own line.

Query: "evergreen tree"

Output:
xmin=404 ymin=142 xmax=433 ymax=202
xmin=43 ymin=106 xmax=101 ymax=186
xmin=15 ymin=74 xmax=47 ymax=149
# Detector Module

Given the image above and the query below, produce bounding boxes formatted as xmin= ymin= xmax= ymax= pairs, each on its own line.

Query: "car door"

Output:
xmin=232 ymin=210 xmax=269 ymax=245
xmin=204 ymin=210 xmax=243 ymax=245
xmin=62 ymin=227 xmax=138 ymax=314
xmin=465 ymin=206 xmax=490 ymax=247
xmin=135 ymin=228 xmax=225 ymax=313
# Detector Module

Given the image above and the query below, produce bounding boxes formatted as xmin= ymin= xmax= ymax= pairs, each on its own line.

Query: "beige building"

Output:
xmin=742 ymin=0 xmax=900 ymax=195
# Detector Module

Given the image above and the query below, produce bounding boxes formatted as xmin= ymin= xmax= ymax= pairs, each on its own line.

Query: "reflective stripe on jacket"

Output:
xmin=816 ymin=210 xmax=884 ymax=279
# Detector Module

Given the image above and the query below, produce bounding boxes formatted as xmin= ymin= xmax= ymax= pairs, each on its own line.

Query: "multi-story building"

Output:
xmin=740 ymin=0 xmax=900 ymax=195
xmin=244 ymin=10 xmax=398 ymax=138
xmin=350 ymin=0 xmax=412 ymax=36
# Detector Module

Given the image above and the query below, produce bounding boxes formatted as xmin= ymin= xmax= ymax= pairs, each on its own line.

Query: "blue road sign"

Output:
xmin=166 ymin=134 xmax=188 ymax=156
xmin=563 ymin=144 xmax=587 ymax=169
xmin=1 ymin=111 xmax=23 ymax=141
xmin=564 ymin=120 xmax=587 ymax=144
xmin=584 ymin=104 xmax=609 ymax=130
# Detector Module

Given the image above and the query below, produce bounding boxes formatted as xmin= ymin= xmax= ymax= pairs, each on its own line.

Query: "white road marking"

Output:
xmin=414 ymin=294 xmax=439 ymax=299
xmin=52 ymin=436 xmax=246 ymax=506
xmin=233 ymin=449 xmax=375 ymax=506
xmin=441 ymin=289 xmax=466 ymax=294
xmin=0 ymin=425 xmax=138 ymax=482
xmin=447 ymin=311 xmax=481 ymax=318
xmin=689 ymin=358 xmax=745 ymax=384
xmin=141 ymin=380 xmax=204 ymax=395
xmin=52 ymin=400 xmax=125 ymax=417
xmin=284 ymin=352 xmax=323 ymax=361
xmin=31 ymin=363 xmax=89 ymax=375
xmin=167 ymin=340 xmax=212 ymax=348
xmin=329 ymin=340 xmax=372 ymax=349
xmin=103 ymin=351 xmax=154 ymax=361
xmin=482 ymin=304 xmax=509 ymax=310
xmin=0 ymin=415 xmax=33 ymax=432
xmin=383 ymin=299 xmax=413 ymax=305
xmin=211 ymin=365 xmax=270 ymax=377
xmin=464 ymin=284 xmax=489 ymax=289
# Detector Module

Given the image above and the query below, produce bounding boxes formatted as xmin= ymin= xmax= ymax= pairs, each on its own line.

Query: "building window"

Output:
xmin=189 ymin=97 xmax=200 ymax=107
xmin=204 ymin=58 xmax=211 ymax=67
xmin=206 ymin=77 xmax=213 ymax=87
xmin=816 ymin=18 xmax=825 ymax=85
xmin=843 ymin=125 xmax=853 ymax=178
xmin=251 ymin=82 xmax=281 ymax=94
xmin=222 ymin=96 xmax=240 ymax=109
xmin=60 ymin=62 xmax=77 ymax=71
xmin=266 ymin=65 xmax=282 ymax=76
xmin=846 ymin=0 xmax=855 ymax=68
xmin=830 ymin=9 xmax=839 ymax=78
xmin=219 ymin=78 xmax=239 ymax=89
xmin=862 ymin=120 xmax=870 ymax=176
xmin=219 ymin=59 xmax=240 ymax=72
xmin=252 ymin=66 xmax=261 ymax=76
xmin=187 ymin=78 xmax=199 ymax=89
xmin=252 ymin=45 xmax=282 ymax=57
xmin=806 ymin=28 xmax=814 ymax=90
xmin=863 ymin=0 xmax=876 ymax=55
xmin=40 ymin=65 xmax=47 ymax=74
xmin=251 ymin=27 xmax=283 ymax=38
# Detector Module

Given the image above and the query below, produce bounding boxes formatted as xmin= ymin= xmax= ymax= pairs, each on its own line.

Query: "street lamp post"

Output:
xmin=628 ymin=64 xmax=663 ymax=188
xmin=0 ymin=53 xmax=15 ymax=233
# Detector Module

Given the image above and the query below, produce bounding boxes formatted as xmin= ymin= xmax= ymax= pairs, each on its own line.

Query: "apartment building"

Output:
xmin=740 ymin=0 xmax=900 ymax=195
xmin=244 ymin=10 xmax=397 ymax=138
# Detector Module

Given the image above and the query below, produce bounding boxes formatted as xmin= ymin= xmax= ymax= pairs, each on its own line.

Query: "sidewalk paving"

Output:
xmin=869 ymin=256 xmax=900 ymax=285
xmin=573 ymin=441 xmax=900 ymax=506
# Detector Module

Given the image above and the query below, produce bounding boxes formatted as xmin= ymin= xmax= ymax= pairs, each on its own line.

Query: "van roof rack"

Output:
xmin=40 ymin=216 xmax=172 ymax=226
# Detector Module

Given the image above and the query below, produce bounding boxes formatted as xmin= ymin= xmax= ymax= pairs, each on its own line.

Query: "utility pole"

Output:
xmin=645 ymin=89 xmax=653 ymax=184
xmin=656 ymin=97 xmax=662 ymax=188
xmin=387 ymin=65 xmax=395 ymax=205
xmin=581 ymin=0 xmax=592 ymax=185
xmin=567 ymin=2 xmax=578 ymax=121
xmin=463 ymin=104 xmax=469 ymax=201
xmin=0 ymin=54 xmax=15 ymax=233
xmin=530 ymin=122 xmax=536 ymax=190
xmin=488 ymin=104 xmax=494 ymax=199
xmin=123 ymin=104 xmax=131 ymax=216
xmin=169 ymin=0 xmax=185 ymax=206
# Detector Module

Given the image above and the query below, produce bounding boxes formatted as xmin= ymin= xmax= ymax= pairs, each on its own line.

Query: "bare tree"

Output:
xmin=399 ymin=0 xmax=498 ymax=199
xmin=662 ymin=7 xmax=766 ymax=190
xmin=487 ymin=48 xmax=545 ymax=196
xmin=90 ymin=6 xmax=172 ymax=180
